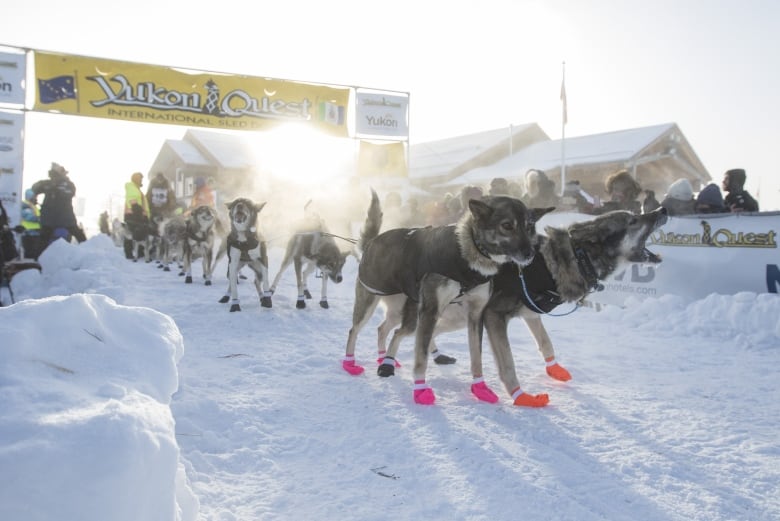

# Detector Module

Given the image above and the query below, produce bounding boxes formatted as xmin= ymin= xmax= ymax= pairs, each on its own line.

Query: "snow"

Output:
xmin=1 ymin=233 xmax=779 ymax=521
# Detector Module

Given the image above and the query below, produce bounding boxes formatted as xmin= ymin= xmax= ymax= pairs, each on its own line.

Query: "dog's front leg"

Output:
xmin=412 ymin=276 xmax=459 ymax=405
xmin=521 ymin=313 xmax=571 ymax=382
xmin=483 ymin=307 xmax=549 ymax=407
xmin=203 ymin=246 xmax=213 ymax=286
xmin=293 ymin=256 xmax=306 ymax=309
xmin=183 ymin=242 xmax=193 ymax=283
xmin=226 ymin=248 xmax=242 ymax=311
xmin=464 ymin=283 xmax=499 ymax=404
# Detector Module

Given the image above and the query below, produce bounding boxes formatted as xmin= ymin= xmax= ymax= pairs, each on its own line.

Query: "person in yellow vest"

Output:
xmin=123 ymin=172 xmax=151 ymax=259
xmin=20 ymin=188 xmax=44 ymax=259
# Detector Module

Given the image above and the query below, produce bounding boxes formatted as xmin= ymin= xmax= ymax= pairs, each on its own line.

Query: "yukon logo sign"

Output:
xmin=651 ymin=220 xmax=777 ymax=248
xmin=88 ymin=74 xmax=312 ymax=122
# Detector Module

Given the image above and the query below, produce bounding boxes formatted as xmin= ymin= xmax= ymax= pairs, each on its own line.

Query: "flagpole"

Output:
xmin=560 ymin=61 xmax=567 ymax=197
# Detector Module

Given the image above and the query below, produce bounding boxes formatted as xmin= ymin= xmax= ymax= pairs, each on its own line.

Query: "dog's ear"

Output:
xmin=254 ymin=202 xmax=266 ymax=213
xmin=529 ymin=206 xmax=555 ymax=226
xmin=467 ymin=199 xmax=493 ymax=222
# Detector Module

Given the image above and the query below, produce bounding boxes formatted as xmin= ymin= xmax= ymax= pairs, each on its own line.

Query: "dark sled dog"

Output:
xmin=269 ymin=215 xmax=349 ymax=309
xmin=183 ymin=205 xmax=221 ymax=285
xmin=420 ymin=206 xmax=668 ymax=407
xmin=217 ymin=198 xmax=272 ymax=312
xmin=342 ymin=190 xmax=546 ymax=405
xmin=160 ymin=215 xmax=187 ymax=273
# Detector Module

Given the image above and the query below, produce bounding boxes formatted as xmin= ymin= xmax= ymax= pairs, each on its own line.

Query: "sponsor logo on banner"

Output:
xmin=356 ymin=92 xmax=408 ymax=138
xmin=651 ymin=219 xmax=777 ymax=248
xmin=32 ymin=51 xmax=350 ymax=136
xmin=0 ymin=51 xmax=27 ymax=106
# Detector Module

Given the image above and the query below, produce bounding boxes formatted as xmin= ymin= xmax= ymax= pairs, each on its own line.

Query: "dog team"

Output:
xmin=119 ymin=171 xmax=668 ymax=409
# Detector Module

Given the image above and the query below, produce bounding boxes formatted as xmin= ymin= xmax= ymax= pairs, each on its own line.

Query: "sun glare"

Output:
xmin=248 ymin=124 xmax=357 ymax=187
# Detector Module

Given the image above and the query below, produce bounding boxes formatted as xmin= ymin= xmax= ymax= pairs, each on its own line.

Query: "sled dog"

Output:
xmin=269 ymin=214 xmax=349 ymax=309
xmin=160 ymin=215 xmax=187 ymax=273
xmin=217 ymin=198 xmax=272 ymax=311
xmin=182 ymin=205 xmax=221 ymax=285
xmin=342 ymin=189 xmax=546 ymax=406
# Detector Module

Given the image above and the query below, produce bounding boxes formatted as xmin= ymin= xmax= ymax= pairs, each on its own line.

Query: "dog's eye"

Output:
xmin=500 ymin=221 xmax=515 ymax=232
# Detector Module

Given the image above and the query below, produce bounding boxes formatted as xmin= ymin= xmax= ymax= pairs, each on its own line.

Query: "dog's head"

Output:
xmin=316 ymin=240 xmax=349 ymax=284
xmin=566 ymin=206 xmax=667 ymax=265
xmin=189 ymin=205 xmax=218 ymax=231
xmin=226 ymin=198 xmax=266 ymax=233
xmin=465 ymin=196 xmax=554 ymax=267
xmin=164 ymin=216 xmax=187 ymax=242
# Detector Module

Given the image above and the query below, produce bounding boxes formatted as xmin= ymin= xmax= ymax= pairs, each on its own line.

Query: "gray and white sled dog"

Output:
xmin=182 ymin=205 xmax=221 ymax=285
xmin=414 ymin=205 xmax=668 ymax=407
xmin=217 ymin=198 xmax=272 ymax=312
xmin=342 ymin=189 xmax=547 ymax=406
xmin=269 ymin=205 xmax=349 ymax=309
xmin=159 ymin=215 xmax=187 ymax=274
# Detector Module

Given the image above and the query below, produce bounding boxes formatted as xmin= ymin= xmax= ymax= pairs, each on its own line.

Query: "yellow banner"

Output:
xmin=358 ymin=141 xmax=408 ymax=177
xmin=32 ymin=51 xmax=350 ymax=137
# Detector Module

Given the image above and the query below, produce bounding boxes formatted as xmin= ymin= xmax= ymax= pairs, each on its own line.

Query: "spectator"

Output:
xmin=190 ymin=176 xmax=216 ymax=210
xmin=146 ymin=172 xmax=177 ymax=220
xmin=694 ymin=183 xmax=727 ymax=214
xmin=722 ymin=168 xmax=759 ymax=212
xmin=458 ymin=185 xmax=484 ymax=219
xmin=523 ymin=169 xmax=558 ymax=208
xmin=20 ymin=188 xmax=44 ymax=259
xmin=660 ymin=178 xmax=696 ymax=216
xmin=642 ymin=190 xmax=661 ymax=214
xmin=488 ymin=177 xmax=510 ymax=196
xmin=561 ymin=180 xmax=598 ymax=214
xmin=98 ymin=211 xmax=111 ymax=235
xmin=602 ymin=170 xmax=642 ymax=214
xmin=123 ymin=172 xmax=151 ymax=259
xmin=31 ymin=162 xmax=86 ymax=247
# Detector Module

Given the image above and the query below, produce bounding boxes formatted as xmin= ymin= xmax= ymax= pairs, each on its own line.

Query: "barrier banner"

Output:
xmin=355 ymin=91 xmax=409 ymax=138
xmin=0 ymin=110 xmax=25 ymax=225
xmin=0 ymin=50 xmax=27 ymax=106
xmin=538 ymin=212 xmax=780 ymax=307
xmin=32 ymin=51 xmax=351 ymax=136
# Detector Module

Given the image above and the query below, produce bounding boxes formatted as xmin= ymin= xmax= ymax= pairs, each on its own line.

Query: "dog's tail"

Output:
xmin=358 ymin=189 xmax=382 ymax=253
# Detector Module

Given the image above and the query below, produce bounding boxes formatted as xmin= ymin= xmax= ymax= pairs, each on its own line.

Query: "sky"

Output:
xmin=3 ymin=0 xmax=780 ymax=216
xmin=2 ymin=226 xmax=779 ymax=520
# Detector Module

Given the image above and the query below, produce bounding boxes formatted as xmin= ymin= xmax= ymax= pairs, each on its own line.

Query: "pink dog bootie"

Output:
xmin=342 ymin=357 xmax=364 ymax=376
xmin=413 ymin=380 xmax=435 ymax=405
xmin=471 ymin=380 xmax=499 ymax=403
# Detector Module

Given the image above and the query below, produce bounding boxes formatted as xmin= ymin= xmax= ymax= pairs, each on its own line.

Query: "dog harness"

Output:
xmin=226 ymin=231 xmax=262 ymax=262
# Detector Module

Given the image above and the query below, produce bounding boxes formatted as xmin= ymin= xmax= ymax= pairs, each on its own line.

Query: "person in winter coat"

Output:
xmin=694 ymin=183 xmax=727 ymax=214
xmin=660 ymin=178 xmax=696 ymax=216
xmin=123 ymin=172 xmax=151 ymax=259
xmin=20 ymin=188 xmax=44 ymax=259
xmin=523 ymin=169 xmax=559 ymax=208
xmin=189 ymin=177 xmax=215 ymax=212
xmin=31 ymin=162 xmax=86 ymax=247
xmin=722 ymin=168 xmax=759 ymax=212
xmin=601 ymin=169 xmax=643 ymax=214
xmin=146 ymin=172 xmax=177 ymax=220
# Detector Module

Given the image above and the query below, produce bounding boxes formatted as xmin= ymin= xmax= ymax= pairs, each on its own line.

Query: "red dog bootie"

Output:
xmin=413 ymin=380 xmax=435 ymax=405
xmin=376 ymin=351 xmax=401 ymax=368
xmin=545 ymin=358 xmax=572 ymax=382
xmin=342 ymin=356 xmax=364 ymax=376
xmin=511 ymin=387 xmax=549 ymax=407
xmin=471 ymin=378 xmax=499 ymax=403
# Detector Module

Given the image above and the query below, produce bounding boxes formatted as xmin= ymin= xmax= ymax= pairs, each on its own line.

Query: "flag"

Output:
xmin=317 ymin=101 xmax=344 ymax=125
xmin=37 ymin=75 xmax=76 ymax=104
xmin=560 ymin=76 xmax=567 ymax=126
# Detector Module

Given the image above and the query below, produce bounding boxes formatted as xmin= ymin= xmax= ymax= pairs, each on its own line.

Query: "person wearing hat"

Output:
xmin=189 ymin=176 xmax=216 ymax=212
xmin=722 ymin=168 xmax=759 ymax=212
xmin=523 ymin=169 xmax=558 ymax=208
xmin=31 ymin=162 xmax=85 ymax=248
xmin=123 ymin=172 xmax=151 ymax=259
xmin=694 ymin=183 xmax=727 ymax=214
xmin=660 ymin=178 xmax=696 ymax=216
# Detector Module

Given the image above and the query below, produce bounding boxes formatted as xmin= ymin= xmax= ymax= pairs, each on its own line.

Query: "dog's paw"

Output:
xmin=376 ymin=355 xmax=401 ymax=368
xmin=413 ymin=387 xmax=436 ymax=405
xmin=296 ymin=299 xmax=306 ymax=309
xmin=513 ymin=392 xmax=549 ymax=407
xmin=185 ymin=276 xmax=193 ymax=283
xmin=546 ymin=363 xmax=571 ymax=382
xmin=260 ymin=296 xmax=272 ymax=308
xmin=342 ymin=359 xmax=365 ymax=376
xmin=377 ymin=362 xmax=396 ymax=378
xmin=205 ymin=280 xmax=212 ymax=286
xmin=471 ymin=381 xmax=499 ymax=403
xmin=163 ymin=266 xmax=171 ymax=272
xmin=229 ymin=303 xmax=241 ymax=312
xmin=303 ymin=289 xmax=312 ymax=299
xmin=319 ymin=299 xmax=329 ymax=309
xmin=218 ymin=295 xmax=229 ymax=304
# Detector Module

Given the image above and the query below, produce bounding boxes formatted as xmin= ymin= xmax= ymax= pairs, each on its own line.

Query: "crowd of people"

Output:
xmin=382 ymin=165 xmax=761 ymax=228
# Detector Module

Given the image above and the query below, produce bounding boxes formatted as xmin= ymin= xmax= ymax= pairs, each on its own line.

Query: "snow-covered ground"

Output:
xmin=2 ymin=234 xmax=779 ymax=521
